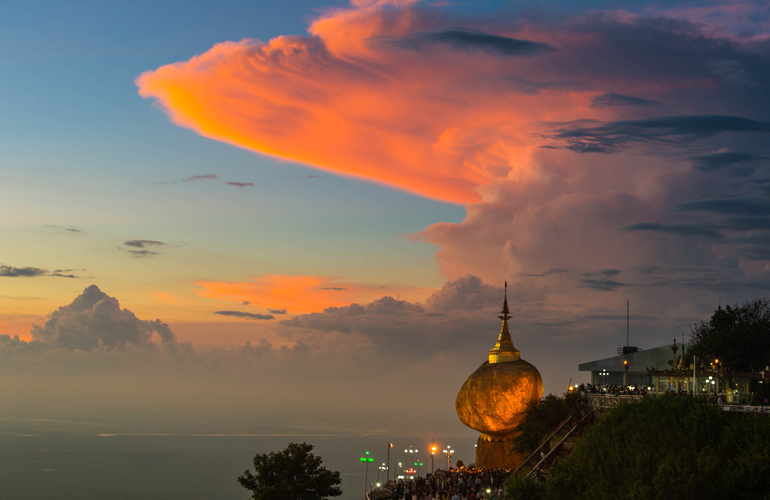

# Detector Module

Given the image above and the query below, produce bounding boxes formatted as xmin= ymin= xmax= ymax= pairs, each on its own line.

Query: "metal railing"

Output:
xmin=509 ymin=415 xmax=573 ymax=479
xmin=585 ymin=394 xmax=644 ymax=409
xmin=493 ymin=414 xmax=581 ymax=499
xmin=525 ymin=410 xmax=594 ymax=480
xmin=366 ymin=485 xmax=392 ymax=500
xmin=723 ymin=405 xmax=770 ymax=414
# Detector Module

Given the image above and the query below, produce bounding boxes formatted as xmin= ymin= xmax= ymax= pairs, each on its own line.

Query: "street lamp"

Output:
xmin=414 ymin=460 xmax=423 ymax=478
xmin=442 ymin=446 xmax=454 ymax=471
xmin=379 ymin=464 xmax=388 ymax=486
xmin=405 ymin=446 xmax=417 ymax=470
xmin=387 ymin=443 xmax=393 ymax=483
xmin=623 ymin=359 xmax=628 ymax=387
xmin=360 ymin=452 xmax=374 ymax=500
xmin=599 ymin=368 xmax=611 ymax=387
xmin=430 ymin=443 xmax=438 ymax=474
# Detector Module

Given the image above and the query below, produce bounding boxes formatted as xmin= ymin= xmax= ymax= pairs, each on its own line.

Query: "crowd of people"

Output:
xmin=576 ymin=382 xmax=650 ymax=396
xmin=383 ymin=467 xmax=508 ymax=500
xmin=577 ymin=382 xmax=749 ymax=403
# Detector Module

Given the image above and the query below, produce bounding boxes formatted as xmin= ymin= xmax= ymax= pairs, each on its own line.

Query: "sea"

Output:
xmin=0 ymin=433 xmax=478 ymax=500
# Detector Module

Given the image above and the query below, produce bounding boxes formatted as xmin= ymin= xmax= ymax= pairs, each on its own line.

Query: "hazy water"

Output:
xmin=0 ymin=433 xmax=477 ymax=500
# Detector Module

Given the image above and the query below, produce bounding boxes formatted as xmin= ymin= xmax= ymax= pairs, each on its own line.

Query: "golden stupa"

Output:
xmin=455 ymin=283 xmax=543 ymax=469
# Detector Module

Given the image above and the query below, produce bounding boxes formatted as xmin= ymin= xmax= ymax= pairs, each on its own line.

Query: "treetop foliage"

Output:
xmin=238 ymin=442 xmax=342 ymax=500
xmin=690 ymin=297 xmax=770 ymax=372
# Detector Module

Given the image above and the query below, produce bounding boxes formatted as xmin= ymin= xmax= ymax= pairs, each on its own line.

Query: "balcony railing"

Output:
xmin=585 ymin=394 xmax=644 ymax=409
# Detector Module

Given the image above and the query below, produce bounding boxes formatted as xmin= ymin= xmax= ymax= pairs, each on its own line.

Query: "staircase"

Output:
xmin=524 ymin=410 xmax=594 ymax=480
xmin=493 ymin=409 xmax=596 ymax=499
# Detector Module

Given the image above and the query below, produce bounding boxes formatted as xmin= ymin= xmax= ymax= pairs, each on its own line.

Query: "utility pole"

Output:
xmin=387 ymin=443 xmax=392 ymax=483
xmin=625 ymin=300 xmax=629 ymax=386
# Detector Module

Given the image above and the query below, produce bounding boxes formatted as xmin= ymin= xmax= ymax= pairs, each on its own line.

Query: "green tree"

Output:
xmin=501 ymin=475 xmax=546 ymax=500
xmin=690 ymin=298 xmax=770 ymax=372
xmin=238 ymin=442 xmax=343 ymax=500
xmin=511 ymin=392 xmax=587 ymax=456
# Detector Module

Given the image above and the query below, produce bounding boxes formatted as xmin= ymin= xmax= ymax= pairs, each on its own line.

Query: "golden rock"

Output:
xmin=456 ymin=358 xmax=543 ymax=436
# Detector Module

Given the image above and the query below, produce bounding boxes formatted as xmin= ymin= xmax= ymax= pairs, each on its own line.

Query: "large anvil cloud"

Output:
xmin=136 ymin=0 xmax=770 ymax=205
xmin=135 ymin=0 xmax=633 ymax=204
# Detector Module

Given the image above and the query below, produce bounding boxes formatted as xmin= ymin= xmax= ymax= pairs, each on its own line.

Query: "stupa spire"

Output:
xmin=677 ymin=333 xmax=687 ymax=370
xmin=489 ymin=281 xmax=520 ymax=363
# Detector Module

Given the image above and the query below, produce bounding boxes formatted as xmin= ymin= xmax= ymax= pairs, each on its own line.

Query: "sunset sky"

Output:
xmin=2 ymin=0 xmax=770 ymax=435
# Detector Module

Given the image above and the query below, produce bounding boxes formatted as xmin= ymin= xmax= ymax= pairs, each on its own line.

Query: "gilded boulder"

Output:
xmin=455 ymin=359 xmax=543 ymax=436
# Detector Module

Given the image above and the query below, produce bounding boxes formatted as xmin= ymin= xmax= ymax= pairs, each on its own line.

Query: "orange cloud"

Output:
xmin=135 ymin=1 xmax=609 ymax=204
xmin=195 ymin=274 xmax=433 ymax=314
xmin=136 ymin=0 xmax=733 ymax=206
xmin=0 ymin=314 xmax=40 ymax=341
xmin=153 ymin=292 xmax=181 ymax=305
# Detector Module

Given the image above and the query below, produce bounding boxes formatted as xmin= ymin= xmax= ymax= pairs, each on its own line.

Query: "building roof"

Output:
xmin=578 ymin=344 xmax=680 ymax=373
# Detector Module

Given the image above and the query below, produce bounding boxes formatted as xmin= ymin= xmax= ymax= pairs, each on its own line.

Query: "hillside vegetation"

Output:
xmin=505 ymin=396 xmax=770 ymax=500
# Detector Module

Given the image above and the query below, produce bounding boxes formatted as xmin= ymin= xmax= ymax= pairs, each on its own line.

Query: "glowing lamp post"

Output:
xmin=442 ymin=446 xmax=454 ymax=471
xmin=360 ymin=451 xmax=373 ymax=499
xmin=623 ymin=359 xmax=628 ymax=387
xmin=430 ymin=444 xmax=438 ymax=474
xmin=387 ymin=443 xmax=393 ymax=483
xmin=405 ymin=446 xmax=417 ymax=471
xmin=378 ymin=463 xmax=388 ymax=486
xmin=414 ymin=460 xmax=423 ymax=477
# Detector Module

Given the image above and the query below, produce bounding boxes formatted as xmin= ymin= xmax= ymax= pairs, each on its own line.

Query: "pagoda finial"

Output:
xmin=499 ymin=281 xmax=511 ymax=321
xmin=489 ymin=281 xmax=519 ymax=363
